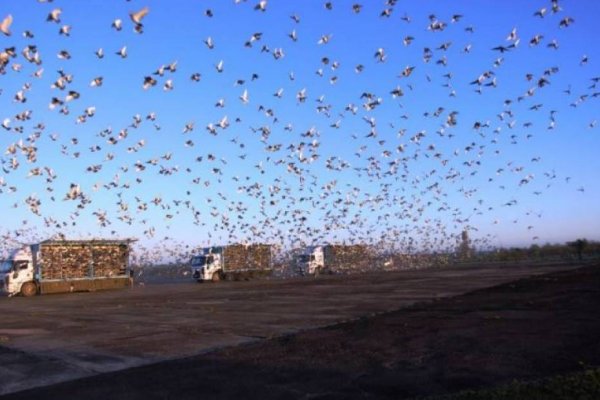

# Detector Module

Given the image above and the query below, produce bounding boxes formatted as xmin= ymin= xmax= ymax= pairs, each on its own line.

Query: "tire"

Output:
xmin=313 ymin=268 xmax=320 ymax=278
xmin=211 ymin=272 xmax=221 ymax=282
xmin=20 ymin=282 xmax=37 ymax=297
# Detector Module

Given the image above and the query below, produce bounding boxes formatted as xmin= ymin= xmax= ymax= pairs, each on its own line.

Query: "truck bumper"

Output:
xmin=2 ymin=281 xmax=20 ymax=297
xmin=192 ymin=268 xmax=210 ymax=281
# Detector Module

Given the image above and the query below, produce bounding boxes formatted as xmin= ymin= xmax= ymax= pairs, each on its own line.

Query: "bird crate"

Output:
xmin=325 ymin=245 xmax=371 ymax=273
xmin=223 ymin=244 xmax=271 ymax=271
xmin=41 ymin=243 xmax=92 ymax=280
xmin=40 ymin=240 xmax=130 ymax=280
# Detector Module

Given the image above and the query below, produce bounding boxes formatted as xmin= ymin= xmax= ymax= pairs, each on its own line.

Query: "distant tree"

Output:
xmin=529 ymin=244 xmax=541 ymax=259
xmin=568 ymin=239 xmax=588 ymax=261
xmin=457 ymin=230 xmax=472 ymax=260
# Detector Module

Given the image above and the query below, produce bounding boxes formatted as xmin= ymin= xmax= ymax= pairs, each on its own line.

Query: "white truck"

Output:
xmin=295 ymin=244 xmax=370 ymax=276
xmin=191 ymin=244 xmax=272 ymax=282
xmin=294 ymin=246 xmax=326 ymax=276
xmin=1 ymin=239 xmax=134 ymax=297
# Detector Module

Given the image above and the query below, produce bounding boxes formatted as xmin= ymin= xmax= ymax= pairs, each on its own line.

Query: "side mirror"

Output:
xmin=12 ymin=271 xmax=18 ymax=279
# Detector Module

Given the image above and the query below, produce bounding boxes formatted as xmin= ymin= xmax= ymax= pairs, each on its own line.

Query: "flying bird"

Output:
xmin=47 ymin=8 xmax=62 ymax=23
xmin=116 ymin=46 xmax=127 ymax=58
xmin=112 ymin=19 xmax=123 ymax=31
xmin=559 ymin=16 xmax=574 ymax=28
xmin=1 ymin=14 xmax=12 ymax=36
xmin=255 ymin=1 xmax=267 ymax=12
xmin=130 ymin=7 xmax=149 ymax=25
xmin=239 ymin=89 xmax=249 ymax=104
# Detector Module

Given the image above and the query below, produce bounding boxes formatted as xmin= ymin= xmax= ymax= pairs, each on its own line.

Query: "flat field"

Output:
xmin=0 ymin=261 xmax=596 ymax=398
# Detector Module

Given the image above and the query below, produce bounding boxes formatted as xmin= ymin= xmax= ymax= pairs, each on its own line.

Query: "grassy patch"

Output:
xmin=423 ymin=368 xmax=600 ymax=400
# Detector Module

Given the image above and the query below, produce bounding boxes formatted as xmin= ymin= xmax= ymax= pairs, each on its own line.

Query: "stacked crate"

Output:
xmin=223 ymin=244 xmax=271 ymax=271
xmin=223 ymin=244 xmax=247 ymax=271
xmin=41 ymin=243 xmax=91 ymax=280
xmin=247 ymin=244 xmax=271 ymax=270
xmin=92 ymin=244 xmax=128 ymax=277
xmin=40 ymin=241 xmax=129 ymax=280
xmin=325 ymin=244 xmax=371 ymax=273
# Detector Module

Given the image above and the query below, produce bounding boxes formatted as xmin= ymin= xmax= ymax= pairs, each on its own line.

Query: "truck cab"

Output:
xmin=1 ymin=246 xmax=37 ymax=297
xmin=191 ymin=250 xmax=222 ymax=282
xmin=295 ymin=246 xmax=325 ymax=276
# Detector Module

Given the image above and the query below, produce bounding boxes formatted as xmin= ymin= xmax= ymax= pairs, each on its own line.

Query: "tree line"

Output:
xmin=467 ymin=239 xmax=600 ymax=263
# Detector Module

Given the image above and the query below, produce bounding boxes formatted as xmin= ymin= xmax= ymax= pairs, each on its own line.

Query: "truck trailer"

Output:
xmin=191 ymin=244 xmax=272 ymax=282
xmin=295 ymin=244 xmax=371 ymax=276
xmin=1 ymin=239 xmax=134 ymax=297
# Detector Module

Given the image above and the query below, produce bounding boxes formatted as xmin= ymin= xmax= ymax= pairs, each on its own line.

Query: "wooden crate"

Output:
xmin=325 ymin=245 xmax=371 ymax=273
xmin=40 ymin=241 xmax=129 ymax=280
xmin=223 ymin=244 xmax=271 ymax=271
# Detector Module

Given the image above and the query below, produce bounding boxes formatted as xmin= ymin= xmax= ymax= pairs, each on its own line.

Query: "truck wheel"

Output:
xmin=211 ymin=272 xmax=221 ymax=283
xmin=20 ymin=282 xmax=37 ymax=297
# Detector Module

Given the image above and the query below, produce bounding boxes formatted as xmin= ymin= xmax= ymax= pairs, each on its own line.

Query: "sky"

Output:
xmin=0 ymin=0 xmax=599 ymax=260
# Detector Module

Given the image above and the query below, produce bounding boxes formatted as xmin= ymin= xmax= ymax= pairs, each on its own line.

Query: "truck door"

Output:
xmin=13 ymin=260 xmax=29 ymax=273
xmin=12 ymin=260 xmax=32 ymax=283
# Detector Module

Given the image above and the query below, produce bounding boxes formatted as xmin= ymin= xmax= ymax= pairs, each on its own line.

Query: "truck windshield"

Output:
xmin=191 ymin=256 xmax=207 ymax=266
xmin=297 ymin=255 xmax=310 ymax=263
xmin=0 ymin=260 xmax=12 ymax=273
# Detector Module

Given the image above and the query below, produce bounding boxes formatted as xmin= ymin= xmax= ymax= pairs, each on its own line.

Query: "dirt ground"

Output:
xmin=2 ymin=262 xmax=599 ymax=399
xmin=0 ymin=261 xmax=579 ymax=395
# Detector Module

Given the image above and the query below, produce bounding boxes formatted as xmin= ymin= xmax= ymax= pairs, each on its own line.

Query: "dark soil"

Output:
xmin=3 ymin=264 xmax=600 ymax=400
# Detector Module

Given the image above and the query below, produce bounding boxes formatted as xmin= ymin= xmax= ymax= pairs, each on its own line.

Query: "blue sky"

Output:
xmin=0 ymin=0 xmax=599 ymax=258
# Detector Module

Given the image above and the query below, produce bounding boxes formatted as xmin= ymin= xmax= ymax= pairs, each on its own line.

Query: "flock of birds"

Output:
xmin=0 ymin=0 xmax=597 ymax=264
